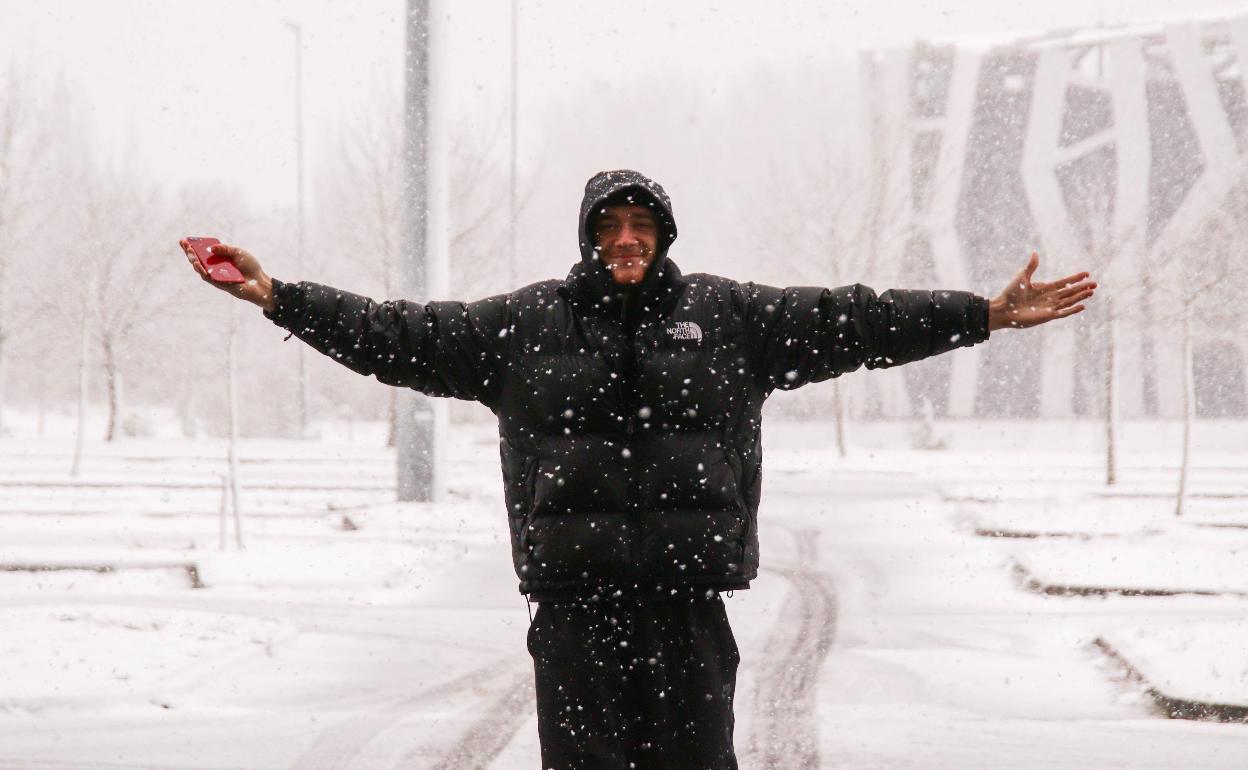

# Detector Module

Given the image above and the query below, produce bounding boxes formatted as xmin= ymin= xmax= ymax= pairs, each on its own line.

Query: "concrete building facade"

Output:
xmin=861 ymin=15 xmax=1248 ymax=418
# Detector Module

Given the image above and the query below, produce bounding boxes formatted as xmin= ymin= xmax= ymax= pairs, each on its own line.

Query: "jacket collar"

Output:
xmin=557 ymin=258 xmax=687 ymax=326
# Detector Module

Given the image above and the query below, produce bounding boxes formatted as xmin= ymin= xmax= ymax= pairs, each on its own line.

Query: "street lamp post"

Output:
xmin=283 ymin=19 xmax=311 ymax=438
xmin=396 ymin=0 xmax=440 ymax=501
xmin=509 ymin=0 xmax=519 ymax=288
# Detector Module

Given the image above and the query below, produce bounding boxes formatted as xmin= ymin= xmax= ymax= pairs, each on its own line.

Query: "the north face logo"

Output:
xmin=666 ymin=321 xmax=703 ymax=342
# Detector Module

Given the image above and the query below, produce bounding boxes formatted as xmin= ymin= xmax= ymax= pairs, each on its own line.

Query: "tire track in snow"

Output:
xmin=745 ymin=528 xmax=839 ymax=769
xmin=288 ymin=656 xmax=517 ymax=770
xmin=427 ymin=670 xmax=535 ymax=770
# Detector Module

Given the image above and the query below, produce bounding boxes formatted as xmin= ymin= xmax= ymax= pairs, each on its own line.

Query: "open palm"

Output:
xmin=988 ymin=253 xmax=1096 ymax=331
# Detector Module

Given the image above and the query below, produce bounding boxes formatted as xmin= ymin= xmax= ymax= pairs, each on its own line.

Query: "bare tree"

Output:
xmin=0 ymin=61 xmax=54 ymax=434
xmin=71 ymin=169 xmax=183 ymax=442
xmin=746 ymin=115 xmax=919 ymax=455
xmin=1147 ymin=189 xmax=1244 ymax=516
xmin=318 ymin=74 xmax=538 ymax=444
xmin=1060 ymin=168 xmax=1150 ymax=486
xmin=27 ymin=78 xmax=104 ymax=475
xmin=1066 ymin=172 xmax=1233 ymax=508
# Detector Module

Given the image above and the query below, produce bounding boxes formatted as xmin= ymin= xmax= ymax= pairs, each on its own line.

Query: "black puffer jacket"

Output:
xmin=264 ymin=169 xmax=990 ymax=600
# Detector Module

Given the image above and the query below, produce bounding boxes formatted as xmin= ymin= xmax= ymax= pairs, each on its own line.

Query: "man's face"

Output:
xmin=593 ymin=204 xmax=659 ymax=285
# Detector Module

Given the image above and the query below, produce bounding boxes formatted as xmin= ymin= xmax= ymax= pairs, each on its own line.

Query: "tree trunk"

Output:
xmin=387 ymin=387 xmax=398 ymax=448
xmin=1105 ymin=301 xmax=1118 ymax=486
xmin=70 ymin=312 xmax=89 ymax=476
xmin=226 ymin=303 xmax=244 ymax=548
xmin=218 ymin=473 xmax=229 ymax=550
xmin=103 ymin=339 xmax=121 ymax=442
xmin=177 ymin=384 xmax=194 ymax=438
xmin=0 ymin=342 xmax=6 ymax=436
xmin=832 ymin=379 xmax=848 ymax=457
xmin=1175 ymin=305 xmax=1195 ymax=517
xmin=298 ymin=344 xmax=310 ymax=438
xmin=37 ymin=365 xmax=46 ymax=436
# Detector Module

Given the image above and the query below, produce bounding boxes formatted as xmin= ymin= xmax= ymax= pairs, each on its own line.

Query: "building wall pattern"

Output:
xmin=863 ymin=15 xmax=1248 ymax=418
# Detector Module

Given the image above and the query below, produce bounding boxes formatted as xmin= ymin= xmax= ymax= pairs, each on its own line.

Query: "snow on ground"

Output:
xmin=0 ymin=421 xmax=506 ymax=725
xmin=0 ymin=415 xmax=1246 ymax=768
xmin=1 ymin=605 xmax=296 ymax=708
xmin=1103 ymin=621 xmax=1248 ymax=708
xmin=751 ymin=422 xmax=1248 ymax=768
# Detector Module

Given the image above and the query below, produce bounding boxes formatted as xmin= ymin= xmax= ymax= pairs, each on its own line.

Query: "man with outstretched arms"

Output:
xmin=181 ymin=169 xmax=1095 ymax=770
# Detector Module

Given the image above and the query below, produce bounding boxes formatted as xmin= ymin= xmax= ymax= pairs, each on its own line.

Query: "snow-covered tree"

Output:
xmin=67 ymin=167 xmax=182 ymax=444
xmin=0 ymin=61 xmax=55 ymax=434
xmin=1163 ymin=185 xmax=1248 ymax=515
xmin=1059 ymin=169 xmax=1149 ymax=486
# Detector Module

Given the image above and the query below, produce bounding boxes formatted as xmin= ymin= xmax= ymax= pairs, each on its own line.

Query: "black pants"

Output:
xmin=527 ymin=594 xmax=740 ymax=770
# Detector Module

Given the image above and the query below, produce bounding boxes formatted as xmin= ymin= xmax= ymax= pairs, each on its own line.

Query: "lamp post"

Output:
xmin=509 ymin=0 xmax=519 ymax=287
xmin=283 ymin=18 xmax=311 ymax=438
xmin=395 ymin=0 xmax=441 ymax=501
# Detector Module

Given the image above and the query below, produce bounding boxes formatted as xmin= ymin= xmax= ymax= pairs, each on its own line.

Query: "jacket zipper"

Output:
xmin=518 ymin=455 xmax=540 ymax=556
xmin=727 ymin=447 xmax=752 ymax=569
xmin=618 ymin=297 xmax=644 ymax=582
xmin=623 ymin=339 xmax=641 ymax=583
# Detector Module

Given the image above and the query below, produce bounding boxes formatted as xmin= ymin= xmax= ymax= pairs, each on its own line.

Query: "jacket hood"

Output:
xmin=563 ymin=170 xmax=683 ymax=321
xmin=577 ymin=169 xmax=678 ymax=265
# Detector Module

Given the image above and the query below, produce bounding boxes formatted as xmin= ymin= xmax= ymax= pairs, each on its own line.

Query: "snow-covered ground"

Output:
xmin=1102 ymin=621 xmax=1248 ymax=709
xmin=0 ymin=416 xmax=1246 ymax=768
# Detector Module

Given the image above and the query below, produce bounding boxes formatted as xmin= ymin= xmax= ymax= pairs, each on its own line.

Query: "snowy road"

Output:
xmin=1 ymin=426 xmax=1247 ymax=768
xmin=746 ymin=464 xmax=1248 ymax=769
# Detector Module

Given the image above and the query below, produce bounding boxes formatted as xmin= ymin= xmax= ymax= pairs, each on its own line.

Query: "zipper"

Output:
xmin=726 ymin=447 xmax=752 ymax=567
xmin=621 ymin=347 xmax=641 ymax=580
xmin=615 ymin=304 xmax=644 ymax=579
xmin=518 ymin=455 xmax=540 ymax=554
xmin=615 ymin=321 xmax=639 ymax=512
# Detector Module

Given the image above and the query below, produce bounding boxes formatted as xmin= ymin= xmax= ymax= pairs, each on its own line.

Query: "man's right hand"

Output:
xmin=179 ymin=239 xmax=276 ymax=313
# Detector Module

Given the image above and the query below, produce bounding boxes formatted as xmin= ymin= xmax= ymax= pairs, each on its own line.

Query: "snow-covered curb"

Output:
xmin=960 ymin=496 xmax=1248 ymax=538
xmin=1093 ymin=626 xmax=1248 ymax=723
xmin=0 ymin=554 xmax=204 ymax=588
xmin=1010 ymin=560 xmax=1242 ymax=598
xmin=1009 ymin=548 xmax=1248 ymax=598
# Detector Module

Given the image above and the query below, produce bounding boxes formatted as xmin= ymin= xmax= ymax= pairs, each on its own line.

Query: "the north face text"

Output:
xmin=666 ymin=321 xmax=703 ymax=342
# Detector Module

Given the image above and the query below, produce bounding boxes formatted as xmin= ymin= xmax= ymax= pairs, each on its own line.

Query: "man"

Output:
xmin=181 ymin=169 xmax=1095 ymax=769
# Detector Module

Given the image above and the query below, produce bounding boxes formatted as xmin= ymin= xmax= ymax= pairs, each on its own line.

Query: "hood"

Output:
xmin=562 ymin=170 xmax=684 ymax=324
xmin=577 ymin=169 xmax=678 ymax=266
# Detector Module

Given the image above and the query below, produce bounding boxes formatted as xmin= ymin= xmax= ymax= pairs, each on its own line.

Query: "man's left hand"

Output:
xmin=988 ymin=252 xmax=1096 ymax=332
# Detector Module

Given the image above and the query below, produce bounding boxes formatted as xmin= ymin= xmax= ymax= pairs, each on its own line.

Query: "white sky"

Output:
xmin=5 ymin=0 xmax=1248 ymax=209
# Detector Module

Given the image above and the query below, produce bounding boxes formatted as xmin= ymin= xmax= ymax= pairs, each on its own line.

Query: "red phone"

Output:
xmin=185 ymin=236 xmax=245 ymax=283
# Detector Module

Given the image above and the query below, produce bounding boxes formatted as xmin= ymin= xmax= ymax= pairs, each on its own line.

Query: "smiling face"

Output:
xmin=592 ymin=204 xmax=659 ymax=285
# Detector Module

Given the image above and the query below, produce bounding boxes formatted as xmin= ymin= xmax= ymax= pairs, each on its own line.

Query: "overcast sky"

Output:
xmin=5 ymin=0 xmax=1248 ymax=210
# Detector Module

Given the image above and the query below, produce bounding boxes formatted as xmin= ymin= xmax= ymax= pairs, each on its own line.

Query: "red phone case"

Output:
xmin=186 ymin=236 xmax=245 ymax=283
